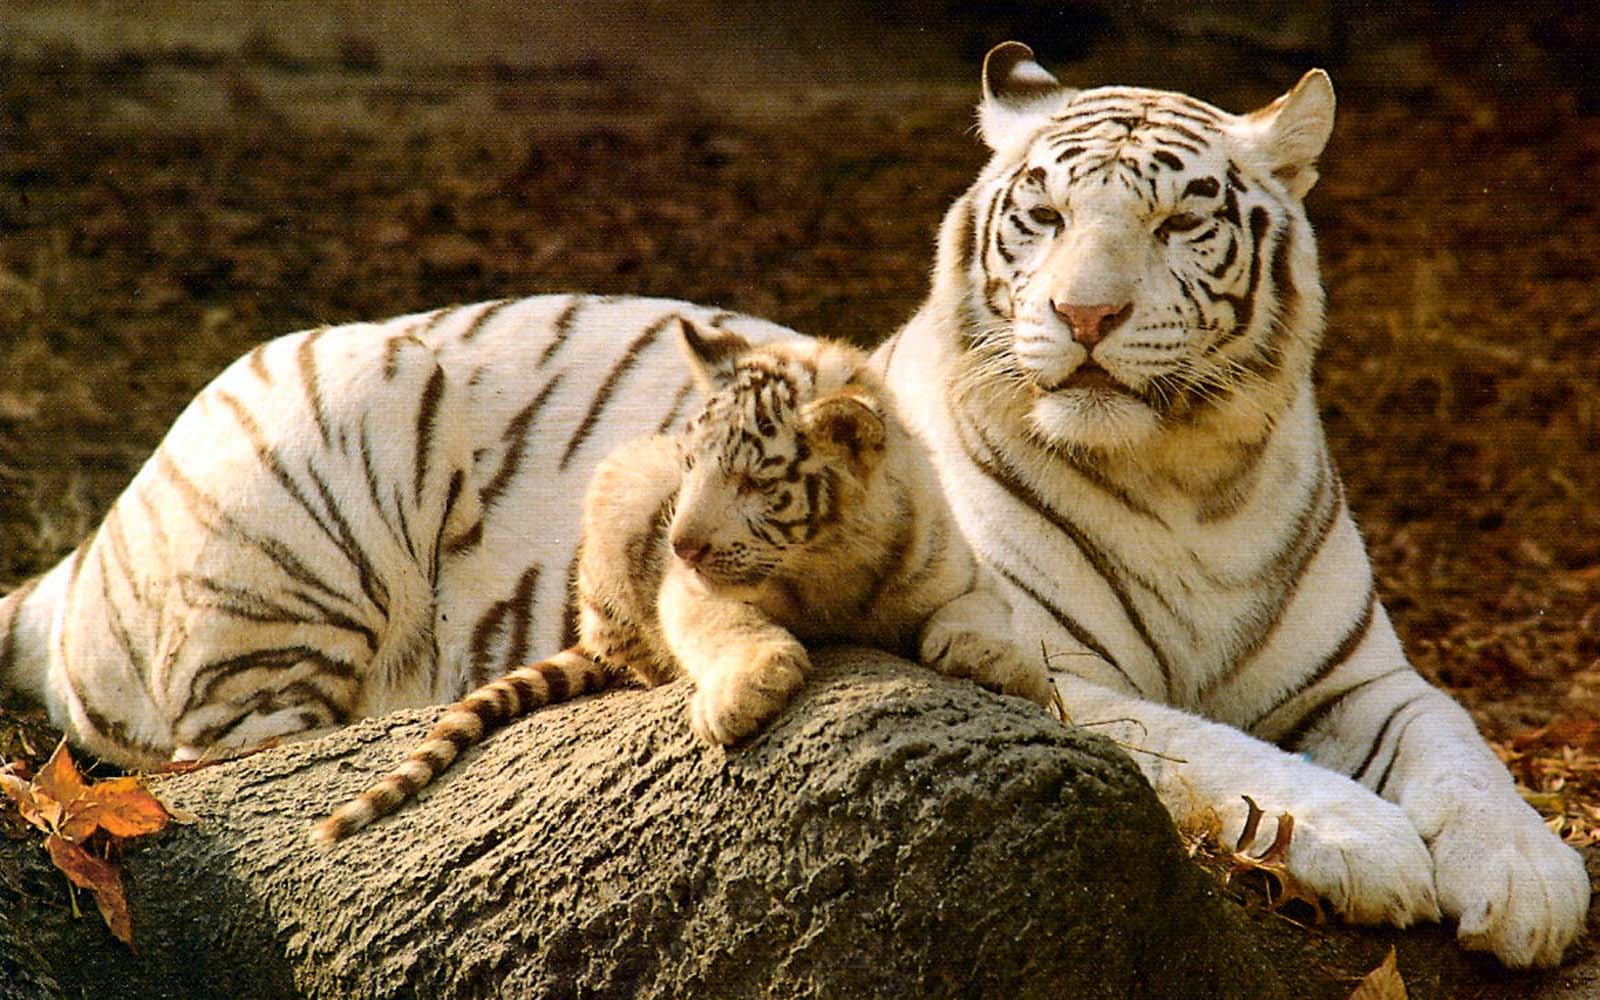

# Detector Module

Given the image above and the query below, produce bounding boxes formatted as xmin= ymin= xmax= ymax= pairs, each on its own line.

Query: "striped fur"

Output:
xmin=0 ymin=297 xmax=808 ymax=769
xmin=310 ymin=322 xmax=1052 ymax=841
xmin=311 ymin=650 xmax=609 ymax=843
xmin=868 ymin=43 xmax=1586 ymax=967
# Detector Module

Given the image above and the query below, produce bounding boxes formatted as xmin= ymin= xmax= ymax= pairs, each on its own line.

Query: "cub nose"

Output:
xmin=671 ymin=536 xmax=711 ymax=566
xmin=1052 ymin=301 xmax=1132 ymax=349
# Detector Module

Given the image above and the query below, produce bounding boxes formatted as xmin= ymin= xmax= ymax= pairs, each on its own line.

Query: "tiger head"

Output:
xmin=667 ymin=319 xmax=887 ymax=593
xmin=948 ymin=42 xmax=1335 ymax=456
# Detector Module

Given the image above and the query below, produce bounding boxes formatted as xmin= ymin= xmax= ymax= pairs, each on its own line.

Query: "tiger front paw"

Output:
xmin=689 ymin=643 xmax=809 ymax=745
xmin=1221 ymin=782 xmax=1440 ymax=929
xmin=920 ymin=618 xmax=1057 ymax=713
xmin=1428 ymin=795 xmax=1590 ymax=967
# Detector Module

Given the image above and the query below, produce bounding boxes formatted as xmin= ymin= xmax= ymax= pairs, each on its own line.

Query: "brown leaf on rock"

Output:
xmin=1346 ymin=946 xmax=1408 ymax=1000
xmin=45 ymin=832 xmax=135 ymax=947
xmin=0 ymin=741 xmax=169 ymax=947
xmin=85 ymin=776 xmax=171 ymax=839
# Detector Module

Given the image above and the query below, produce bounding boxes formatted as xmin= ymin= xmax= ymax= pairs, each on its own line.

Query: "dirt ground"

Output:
xmin=1 ymin=5 xmax=1597 ymax=996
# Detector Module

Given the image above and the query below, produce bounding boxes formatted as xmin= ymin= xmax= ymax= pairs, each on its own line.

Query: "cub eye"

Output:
xmin=1155 ymin=212 xmax=1205 ymax=242
xmin=1028 ymin=206 xmax=1064 ymax=229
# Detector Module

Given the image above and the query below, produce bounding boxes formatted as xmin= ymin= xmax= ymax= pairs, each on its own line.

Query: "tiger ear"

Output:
xmin=978 ymin=42 xmax=1075 ymax=155
xmin=678 ymin=317 xmax=750 ymax=391
xmin=1237 ymin=69 xmax=1335 ymax=199
xmin=801 ymin=393 xmax=885 ymax=466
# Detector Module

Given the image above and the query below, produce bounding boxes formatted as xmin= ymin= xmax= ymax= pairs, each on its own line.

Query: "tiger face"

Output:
xmin=960 ymin=44 xmax=1334 ymax=453
xmin=667 ymin=320 xmax=884 ymax=593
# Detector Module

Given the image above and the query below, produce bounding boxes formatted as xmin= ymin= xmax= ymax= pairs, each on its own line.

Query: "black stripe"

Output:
xmin=560 ymin=314 xmax=677 ymax=471
xmin=558 ymin=548 xmax=582 ymax=650
xmin=502 ymin=565 xmax=541 ymax=670
xmin=1373 ymin=714 xmax=1423 ymax=797
xmin=539 ymin=663 xmax=571 ymax=703
xmin=155 ymin=451 xmax=354 ymax=610
xmin=481 ymin=374 xmax=564 ymax=513
xmin=178 ymin=573 xmax=378 ymax=652
xmin=654 ymin=380 xmax=696 ymax=436
xmin=248 ymin=344 xmax=272 ymax=383
xmin=458 ymin=298 xmax=514 ymax=342
xmin=956 ymin=415 xmax=1174 ymax=695
xmin=183 ymin=645 xmax=356 ymax=716
xmin=296 ymin=328 xmax=332 ymax=449
xmin=413 ymin=366 xmax=446 ymax=502
xmin=304 ymin=461 xmax=392 ymax=617
xmin=990 ymin=561 xmax=1140 ymax=694
xmin=1352 ymin=692 xmax=1429 ymax=784
xmin=1265 ymin=593 xmax=1381 ymax=749
xmin=537 ymin=295 xmax=586 ymax=368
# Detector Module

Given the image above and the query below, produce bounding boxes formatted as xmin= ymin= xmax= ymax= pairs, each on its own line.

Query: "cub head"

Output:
xmin=953 ymin=42 xmax=1335 ymax=454
xmin=667 ymin=318 xmax=886 ymax=592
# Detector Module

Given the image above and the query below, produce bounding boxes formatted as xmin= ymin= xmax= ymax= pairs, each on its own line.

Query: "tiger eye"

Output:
xmin=1028 ymin=206 xmax=1064 ymax=228
xmin=1155 ymin=212 xmax=1205 ymax=241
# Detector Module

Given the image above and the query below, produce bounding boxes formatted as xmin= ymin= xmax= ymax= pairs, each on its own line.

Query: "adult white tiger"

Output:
xmin=867 ymin=42 xmax=1585 ymax=968
xmin=0 ymin=44 xmax=1585 ymax=968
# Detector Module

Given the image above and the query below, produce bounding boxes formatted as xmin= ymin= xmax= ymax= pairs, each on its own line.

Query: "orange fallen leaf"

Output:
xmin=1347 ymin=946 xmax=1408 ymax=1000
xmin=45 ymin=832 xmax=135 ymax=948
xmin=0 ymin=741 xmax=170 ymax=948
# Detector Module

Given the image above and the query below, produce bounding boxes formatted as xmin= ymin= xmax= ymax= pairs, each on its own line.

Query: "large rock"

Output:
xmin=0 ymin=649 xmax=1282 ymax=999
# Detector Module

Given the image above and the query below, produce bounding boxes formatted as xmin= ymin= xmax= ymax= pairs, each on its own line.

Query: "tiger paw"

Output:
xmin=1222 ymin=782 xmax=1440 ymax=928
xmin=1428 ymin=799 xmax=1589 ymax=967
xmin=689 ymin=644 xmax=809 ymax=746
xmin=919 ymin=618 xmax=1056 ymax=712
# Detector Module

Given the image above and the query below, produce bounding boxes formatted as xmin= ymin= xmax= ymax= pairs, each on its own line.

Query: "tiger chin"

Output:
xmin=877 ymin=43 xmax=1589 ymax=968
xmin=310 ymin=319 xmax=1057 ymax=843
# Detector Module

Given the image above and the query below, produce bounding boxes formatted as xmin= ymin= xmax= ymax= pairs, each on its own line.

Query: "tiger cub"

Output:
xmin=311 ymin=318 xmax=1056 ymax=843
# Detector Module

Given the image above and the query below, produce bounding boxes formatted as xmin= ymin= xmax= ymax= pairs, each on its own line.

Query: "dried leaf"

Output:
xmin=86 ymin=777 xmax=170 ymax=839
xmin=45 ymin=833 xmax=134 ymax=947
xmin=35 ymin=740 xmax=90 ymax=810
xmin=1347 ymin=946 xmax=1408 ymax=1000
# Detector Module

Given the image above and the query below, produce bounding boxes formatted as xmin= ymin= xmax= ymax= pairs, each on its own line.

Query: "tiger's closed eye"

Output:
xmin=1155 ymin=212 xmax=1205 ymax=242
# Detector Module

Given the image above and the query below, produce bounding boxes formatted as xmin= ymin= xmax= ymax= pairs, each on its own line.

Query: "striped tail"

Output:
xmin=310 ymin=648 xmax=613 ymax=844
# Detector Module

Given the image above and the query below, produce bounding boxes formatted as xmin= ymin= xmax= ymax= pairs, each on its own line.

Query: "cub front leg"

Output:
xmin=1057 ymin=672 xmax=1441 ymax=929
xmin=920 ymin=583 xmax=1057 ymax=712
xmin=1297 ymin=666 xmax=1590 ymax=968
xmin=658 ymin=572 xmax=809 ymax=745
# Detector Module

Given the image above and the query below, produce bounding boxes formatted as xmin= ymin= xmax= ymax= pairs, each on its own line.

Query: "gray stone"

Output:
xmin=0 ymin=649 xmax=1282 ymax=999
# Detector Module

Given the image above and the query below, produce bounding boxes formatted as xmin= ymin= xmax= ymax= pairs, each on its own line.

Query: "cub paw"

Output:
xmin=920 ymin=621 xmax=1056 ymax=712
xmin=1430 ymin=802 xmax=1590 ymax=967
xmin=689 ymin=644 xmax=808 ymax=746
xmin=1222 ymin=785 xmax=1439 ymax=928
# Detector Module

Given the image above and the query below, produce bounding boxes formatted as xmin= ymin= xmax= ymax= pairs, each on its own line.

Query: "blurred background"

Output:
xmin=1 ymin=3 xmax=1597 ymax=985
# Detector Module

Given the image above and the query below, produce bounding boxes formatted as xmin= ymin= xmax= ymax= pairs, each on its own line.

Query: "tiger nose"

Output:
xmin=1052 ymin=301 xmax=1132 ymax=349
xmin=671 ymin=536 xmax=710 ymax=566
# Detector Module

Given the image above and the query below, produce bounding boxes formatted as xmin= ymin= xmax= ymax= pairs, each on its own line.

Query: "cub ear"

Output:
xmin=801 ymin=393 xmax=885 ymax=464
xmin=1236 ymin=69 xmax=1335 ymax=199
xmin=678 ymin=317 xmax=750 ymax=391
xmin=978 ymin=41 xmax=1075 ymax=155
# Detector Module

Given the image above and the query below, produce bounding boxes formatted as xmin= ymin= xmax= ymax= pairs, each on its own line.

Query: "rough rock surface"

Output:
xmin=0 ymin=649 xmax=1282 ymax=999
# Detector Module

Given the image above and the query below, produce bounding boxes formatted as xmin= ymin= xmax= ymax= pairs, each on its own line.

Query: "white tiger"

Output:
xmin=867 ymin=42 xmax=1585 ymax=968
xmin=0 ymin=44 xmax=1585 ymax=969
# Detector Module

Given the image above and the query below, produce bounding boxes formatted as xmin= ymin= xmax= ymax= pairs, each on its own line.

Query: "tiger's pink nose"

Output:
xmin=1052 ymin=301 xmax=1132 ymax=349
xmin=672 ymin=537 xmax=710 ymax=565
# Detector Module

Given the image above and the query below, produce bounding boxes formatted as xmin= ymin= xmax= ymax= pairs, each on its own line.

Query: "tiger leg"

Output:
xmin=1293 ymin=661 xmax=1589 ymax=968
xmin=918 ymin=581 xmax=1057 ymax=713
xmin=310 ymin=649 xmax=612 ymax=844
xmin=657 ymin=571 xmax=808 ymax=746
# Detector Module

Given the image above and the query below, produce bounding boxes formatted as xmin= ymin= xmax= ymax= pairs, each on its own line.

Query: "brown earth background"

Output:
xmin=1 ymin=1 xmax=1597 ymax=995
